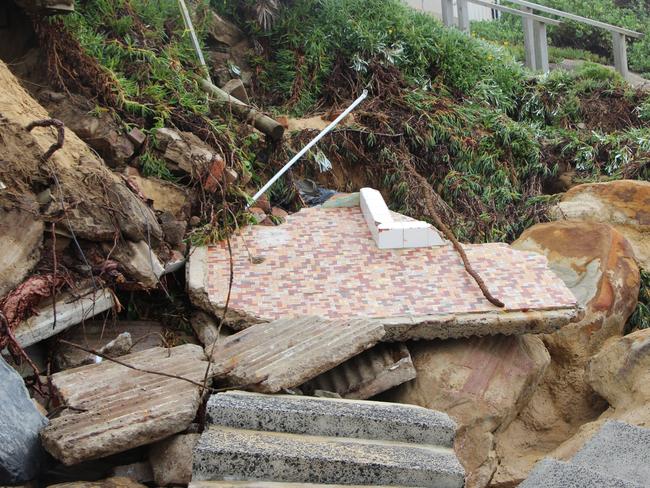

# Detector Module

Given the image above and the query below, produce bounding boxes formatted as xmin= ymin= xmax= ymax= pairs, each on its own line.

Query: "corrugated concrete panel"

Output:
xmin=193 ymin=426 xmax=464 ymax=487
xmin=208 ymin=316 xmax=385 ymax=392
xmin=206 ymin=392 xmax=456 ymax=447
xmin=14 ymin=288 xmax=115 ymax=348
xmin=302 ymin=343 xmax=416 ymax=399
xmin=41 ymin=344 xmax=208 ymax=465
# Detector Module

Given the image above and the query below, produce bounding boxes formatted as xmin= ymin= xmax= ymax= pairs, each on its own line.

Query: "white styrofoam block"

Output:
xmin=360 ymin=188 xmax=392 ymax=224
xmin=376 ymin=224 xmax=404 ymax=249
xmin=402 ymin=225 xmax=430 ymax=248
xmin=427 ymin=228 xmax=446 ymax=246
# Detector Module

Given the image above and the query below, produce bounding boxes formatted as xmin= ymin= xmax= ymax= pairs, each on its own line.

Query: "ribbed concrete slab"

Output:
xmin=41 ymin=344 xmax=208 ymax=465
xmin=208 ymin=316 xmax=385 ymax=392
xmin=302 ymin=343 xmax=416 ymax=399
xmin=571 ymin=421 xmax=650 ymax=486
xmin=207 ymin=391 xmax=456 ymax=446
xmin=519 ymin=459 xmax=644 ymax=488
xmin=193 ymin=426 xmax=464 ymax=487
xmin=190 ymin=482 xmax=422 ymax=487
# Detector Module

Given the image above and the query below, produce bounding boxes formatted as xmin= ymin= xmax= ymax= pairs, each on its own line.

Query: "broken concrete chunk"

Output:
xmin=46 ymin=478 xmax=149 ymax=488
xmin=190 ymin=311 xmax=230 ymax=346
xmin=302 ymin=343 xmax=416 ymax=400
xmin=149 ymin=433 xmax=200 ymax=486
xmin=208 ymin=316 xmax=385 ymax=393
xmin=0 ymin=356 xmax=48 ymax=484
xmin=13 ymin=288 xmax=115 ymax=348
xmin=194 ymin=393 xmax=464 ymax=487
xmin=106 ymin=240 xmax=163 ymax=288
xmin=221 ymin=79 xmax=249 ymax=104
xmin=54 ymin=320 xmax=167 ymax=370
xmin=41 ymin=344 xmax=208 ymax=465
xmin=0 ymin=208 xmax=43 ymax=299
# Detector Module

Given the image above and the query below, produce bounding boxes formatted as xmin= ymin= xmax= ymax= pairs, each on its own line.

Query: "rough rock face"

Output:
xmin=548 ymin=327 xmax=650 ymax=461
xmin=0 ymin=208 xmax=43 ymax=299
xmin=0 ymin=356 xmax=48 ymax=483
xmin=149 ymin=433 xmax=200 ymax=486
xmin=492 ymin=221 xmax=640 ymax=487
xmin=0 ymin=60 xmax=162 ymax=244
xmin=384 ymin=335 xmax=550 ymax=488
xmin=552 ymin=180 xmax=650 ymax=270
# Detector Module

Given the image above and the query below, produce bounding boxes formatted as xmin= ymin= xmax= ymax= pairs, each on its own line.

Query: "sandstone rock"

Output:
xmin=149 ymin=433 xmax=200 ymax=486
xmin=384 ymin=335 xmax=550 ymax=488
xmin=221 ymin=78 xmax=249 ymax=104
xmin=0 ymin=356 xmax=48 ymax=483
xmin=40 ymin=92 xmax=134 ymax=167
xmin=127 ymin=128 xmax=146 ymax=149
xmin=153 ymin=128 xmax=220 ymax=177
xmin=0 ymin=208 xmax=43 ymax=299
xmin=552 ymin=180 xmax=650 ymax=270
xmin=492 ymin=221 xmax=640 ymax=487
xmin=207 ymin=12 xmax=245 ymax=47
xmin=159 ymin=211 xmax=187 ymax=247
xmin=125 ymin=171 xmax=189 ymax=218
xmin=546 ymin=328 xmax=650 ymax=462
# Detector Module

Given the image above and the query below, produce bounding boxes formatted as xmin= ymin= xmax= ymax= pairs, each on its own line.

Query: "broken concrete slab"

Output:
xmin=189 ymin=205 xmax=579 ymax=338
xmin=0 ymin=356 xmax=48 ymax=484
xmin=208 ymin=316 xmax=385 ymax=393
xmin=194 ymin=393 xmax=464 ymax=487
xmin=0 ymin=208 xmax=43 ymax=299
xmin=149 ymin=433 xmax=199 ymax=486
xmin=302 ymin=343 xmax=416 ymax=400
xmin=519 ymin=459 xmax=643 ymax=488
xmin=14 ymin=288 xmax=115 ymax=348
xmin=41 ymin=344 xmax=208 ymax=465
xmin=571 ymin=421 xmax=650 ymax=486
xmin=206 ymin=391 xmax=457 ymax=447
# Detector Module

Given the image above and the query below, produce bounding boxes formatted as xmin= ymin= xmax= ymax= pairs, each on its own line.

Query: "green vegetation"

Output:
xmin=629 ymin=270 xmax=650 ymax=331
xmin=472 ymin=0 xmax=650 ymax=77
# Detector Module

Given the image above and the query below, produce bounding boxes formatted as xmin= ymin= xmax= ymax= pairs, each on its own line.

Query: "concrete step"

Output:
xmin=192 ymin=426 xmax=464 ymax=488
xmin=569 ymin=420 xmax=650 ymax=485
xmin=519 ymin=459 xmax=644 ymax=488
xmin=190 ymin=482 xmax=422 ymax=487
xmin=206 ymin=391 xmax=456 ymax=447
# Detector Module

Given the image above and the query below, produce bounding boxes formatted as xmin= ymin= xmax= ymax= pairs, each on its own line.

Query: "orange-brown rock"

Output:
xmin=491 ymin=221 xmax=640 ymax=487
xmin=384 ymin=335 xmax=550 ymax=488
xmin=552 ymin=180 xmax=650 ymax=270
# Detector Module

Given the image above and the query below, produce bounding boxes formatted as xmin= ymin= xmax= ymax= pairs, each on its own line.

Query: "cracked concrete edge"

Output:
xmin=379 ymin=306 xmax=583 ymax=341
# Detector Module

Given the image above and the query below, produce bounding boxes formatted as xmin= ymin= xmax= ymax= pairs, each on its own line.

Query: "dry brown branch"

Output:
xmin=25 ymin=118 xmax=65 ymax=162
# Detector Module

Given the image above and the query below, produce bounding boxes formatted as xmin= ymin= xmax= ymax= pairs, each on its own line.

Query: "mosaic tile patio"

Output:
xmin=203 ymin=206 xmax=577 ymax=323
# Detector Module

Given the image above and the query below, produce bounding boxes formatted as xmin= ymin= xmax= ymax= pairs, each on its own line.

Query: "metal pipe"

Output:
xmin=248 ymin=90 xmax=369 ymax=208
xmin=177 ymin=0 xmax=212 ymax=85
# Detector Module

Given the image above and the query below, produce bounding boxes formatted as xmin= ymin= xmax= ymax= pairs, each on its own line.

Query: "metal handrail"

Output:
xmin=470 ymin=0 xmax=560 ymax=25
xmin=505 ymin=0 xmax=643 ymax=38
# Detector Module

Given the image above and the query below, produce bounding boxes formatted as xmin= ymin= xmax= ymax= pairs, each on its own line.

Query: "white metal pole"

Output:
xmin=248 ymin=90 xmax=369 ymax=208
xmin=177 ymin=0 xmax=212 ymax=85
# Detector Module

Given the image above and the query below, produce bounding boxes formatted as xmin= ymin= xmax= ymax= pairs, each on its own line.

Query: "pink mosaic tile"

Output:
xmin=205 ymin=206 xmax=577 ymax=322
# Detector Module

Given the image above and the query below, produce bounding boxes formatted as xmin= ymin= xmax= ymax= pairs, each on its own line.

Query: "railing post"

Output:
xmin=457 ymin=0 xmax=470 ymax=32
xmin=533 ymin=20 xmax=549 ymax=73
xmin=522 ymin=6 xmax=536 ymax=70
xmin=612 ymin=31 xmax=630 ymax=80
xmin=441 ymin=0 xmax=455 ymax=27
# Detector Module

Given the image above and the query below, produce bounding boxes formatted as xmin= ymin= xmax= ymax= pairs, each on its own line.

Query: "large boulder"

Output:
xmin=551 ymin=180 xmax=650 ymax=270
xmin=385 ymin=335 xmax=550 ymax=488
xmin=548 ymin=327 xmax=650 ymax=462
xmin=0 ymin=356 xmax=48 ymax=483
xmin=492 ymin=221 xmax=640 ymax=487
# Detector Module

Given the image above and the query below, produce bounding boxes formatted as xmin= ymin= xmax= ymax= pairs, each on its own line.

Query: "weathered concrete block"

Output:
xmin=207 ymin=391 xmax=456 ymax=447
xmin=0 ymin=356 xmax=48 ymax=483
xmin=41 ymin=344 xmax=208 ymax=465
xmin=149 ymin=433 xmax=200 ymax=486
xmin=520 ymin=459 xmax=643 ymax=488
xmin=193 ymin=425 xmax=464 ymax=487
xmin=571 ymin=421 xmax=650 ymax=486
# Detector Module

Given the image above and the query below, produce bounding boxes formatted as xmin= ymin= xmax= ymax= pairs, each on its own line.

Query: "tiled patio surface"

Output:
xmin=205 ymin=207 xmax=577 ymax=322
